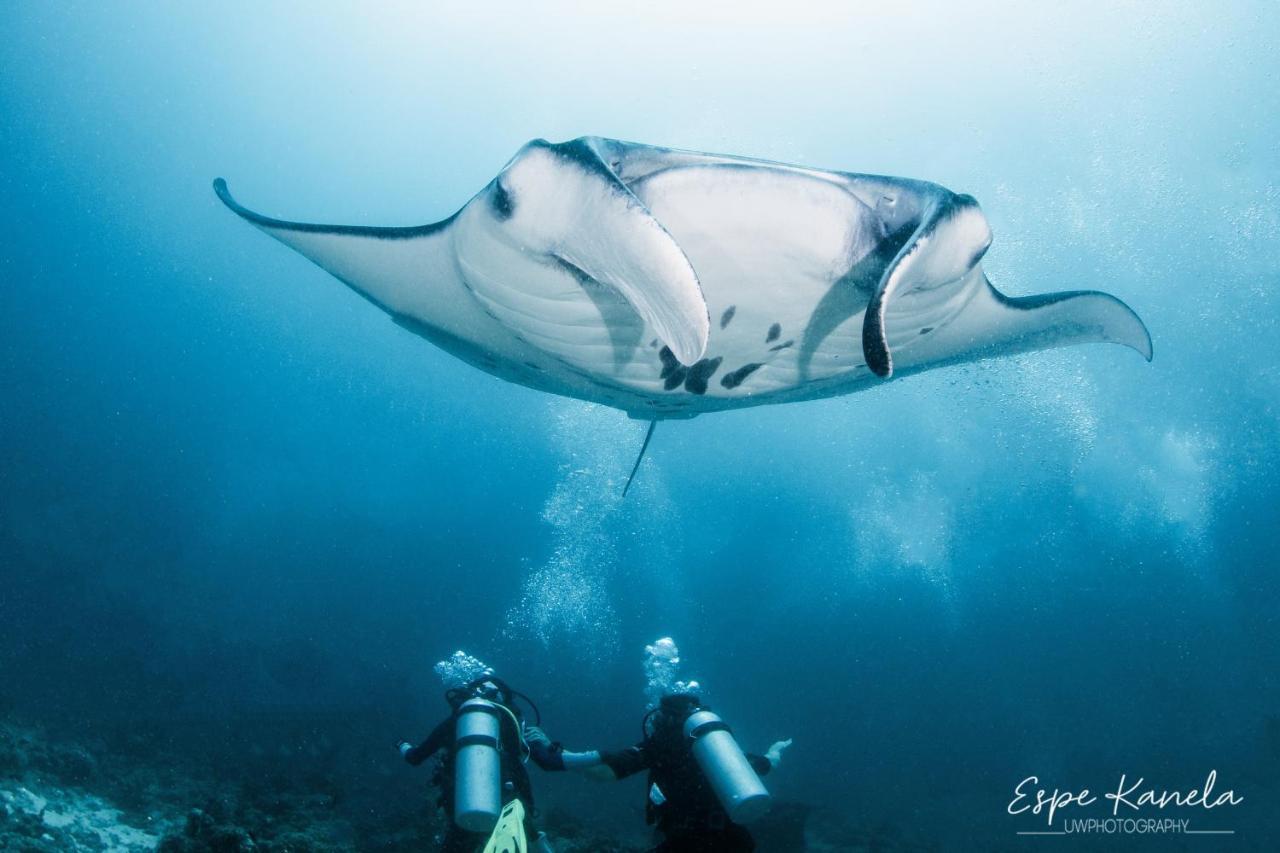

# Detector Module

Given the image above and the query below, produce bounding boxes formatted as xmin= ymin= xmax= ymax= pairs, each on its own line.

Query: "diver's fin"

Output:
xmin=864 ymin=193 xmax=992 ymax=377
xmin=622 ymin=420 xmax=658 ymax=498
xmin=482 ymin=798 xmax=528 ymax=853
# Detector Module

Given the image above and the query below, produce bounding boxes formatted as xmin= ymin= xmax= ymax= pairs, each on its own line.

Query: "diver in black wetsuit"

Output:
xmin=398 ymin=675 xmax=561 ymax=853
xmin=593 ymin=693 xmax=792 ymax=853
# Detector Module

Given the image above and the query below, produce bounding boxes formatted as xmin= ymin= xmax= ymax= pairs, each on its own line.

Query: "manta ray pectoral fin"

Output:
xmin=496 ymin=139 xmax=710 ymax=366
xmin=864 ymin=193 xmax=993 ymax=377
xmin=212 ymin=179 xmax=457 ymax=320
xmin=947 ymin=278 xmax=1153 ymax=364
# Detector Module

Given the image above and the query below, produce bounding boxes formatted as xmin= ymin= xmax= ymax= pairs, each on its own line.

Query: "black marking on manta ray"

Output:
xmin=524 ymin=361 xmax=543 ymax=371
xmin=534 ymin=138 xmax=626 ymax=189
xmin=996 ymin=289 xmax=1097 ymax=311
xmin=489 ymin=180 xmax=514 ymax=220
xmin=721 ymin=363 xmax=763 ymax=389
xmin=800 ymin=219 xmax=915 ymax=379
xmin=683 ymin=357 xmax=723 ymax=395
xmin=663 ymin=366 xmax=688 ymax=390
xmin=213 ymin=179 xmax=457 ymax=239
xmin=769 ymin=340 xmax=794 ymax=352
xmin=658 ymin=346 xmax=680 ymax=380
xmin=720 ymin=306 xmax=737 ymax=329
xmin=766 ymin=323 xmax=782 ymax=343
xmin=919 ymin=327 xmax=933 ymax=335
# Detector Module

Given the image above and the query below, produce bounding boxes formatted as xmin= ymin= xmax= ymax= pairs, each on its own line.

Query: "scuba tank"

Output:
xmin=453 ymin=697 xmax=503 ymax=832
xmin=682 ymin=707 xmax=772 ymax=823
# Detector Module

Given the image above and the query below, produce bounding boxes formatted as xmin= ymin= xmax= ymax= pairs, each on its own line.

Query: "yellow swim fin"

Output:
xmin=482 ymin=799 xmax=527 ymax=853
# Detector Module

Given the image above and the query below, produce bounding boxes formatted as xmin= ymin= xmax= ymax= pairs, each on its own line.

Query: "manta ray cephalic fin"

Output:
xmin=476 ymin=139 xmax=711 ymax=367
xmin=863 ymin=193 xmax=992 ymax=378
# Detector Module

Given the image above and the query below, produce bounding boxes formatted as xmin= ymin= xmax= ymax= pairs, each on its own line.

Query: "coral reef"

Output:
xmin=1 ymin=773 xmax=165 ymax=852
xmin=0 ymin=714 xmax=935 ymax=851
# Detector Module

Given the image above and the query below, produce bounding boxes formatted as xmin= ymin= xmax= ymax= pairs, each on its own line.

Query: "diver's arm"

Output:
xmin=529 ymin=743 xmax=606 ymax=772
xmin=751 ymin=737 xmax=793 ymax=776
xmin=524 ymin=724 xmax=605 ymax=772
xmin=597 ymin=743 xmax=651 ymax=781
xmin=401 ymin=717 xmax=452 ymax=767
xmin=560 ymin=749 xmax=605 ymax=769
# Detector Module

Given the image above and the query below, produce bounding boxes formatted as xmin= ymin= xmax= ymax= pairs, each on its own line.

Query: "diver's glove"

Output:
xmin=765 ymin=738 xmax=793 ymax=769
xmin=397 ymin=741 xmax=413 ymax=760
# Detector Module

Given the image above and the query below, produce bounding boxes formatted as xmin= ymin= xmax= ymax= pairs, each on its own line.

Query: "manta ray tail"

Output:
xmin=622 ymin=420 xmax=658 ymax=498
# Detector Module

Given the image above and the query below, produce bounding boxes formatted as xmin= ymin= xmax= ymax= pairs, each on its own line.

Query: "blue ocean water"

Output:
xmin=1 ymin=2 xmax=1276 ymax=850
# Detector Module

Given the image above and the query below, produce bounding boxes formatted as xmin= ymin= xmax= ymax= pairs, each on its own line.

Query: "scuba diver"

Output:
xmin=398 ymin=672 xmax=563 ymax=853
xmin=576 ymin=691 xmax=793 ymax=852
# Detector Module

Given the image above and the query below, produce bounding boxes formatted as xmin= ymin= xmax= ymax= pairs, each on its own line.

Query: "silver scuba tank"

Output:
xmin=683 ymin=708 xmax=772 ymax=823
xmin=454 ymin=697 xmax=503 ymax=832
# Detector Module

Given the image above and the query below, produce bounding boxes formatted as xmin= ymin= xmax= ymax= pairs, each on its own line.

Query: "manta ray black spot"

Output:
xmin=720 ymin=305 xmax=737 ymax=329
xmin=919 ymin=326 xmax=933 ymax=335
xmin=658 ymin=346 xmax=680 ymax=380
xmin=769 ymin=340 xmax=794 ymax=351
xmin=766 ymin=323 xmax=781 ymax=343
xmin=663 ymin=367 xmax=688 ymax=390
xmin=489 ymin=181 xmax=514 ymax=219
xmin=683 ymin=357 xmax=723 ymax=395
xmin=721 ymin=362 xmax=763 ymax=389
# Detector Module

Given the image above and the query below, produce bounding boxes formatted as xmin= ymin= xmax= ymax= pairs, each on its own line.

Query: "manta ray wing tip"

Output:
xmin=212 ymin=178 xmax=235 ymax=208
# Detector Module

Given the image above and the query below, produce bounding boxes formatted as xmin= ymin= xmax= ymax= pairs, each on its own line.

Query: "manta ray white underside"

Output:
xmin=215 ymin=136 xmax=1151 ymax=421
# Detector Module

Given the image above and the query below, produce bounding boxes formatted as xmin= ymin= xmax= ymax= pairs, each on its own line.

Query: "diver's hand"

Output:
xmin=397 ymin=741 xmax=413 ymax=759
xmin=765 ymin=738 xmax=793 ymax=769
xmin=523 ymin=724 xmax=552 ymax=748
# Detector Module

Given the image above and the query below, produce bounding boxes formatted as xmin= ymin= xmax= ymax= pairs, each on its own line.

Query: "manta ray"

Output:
xmin=215 ymin=136 xmax=1151 ymax=491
